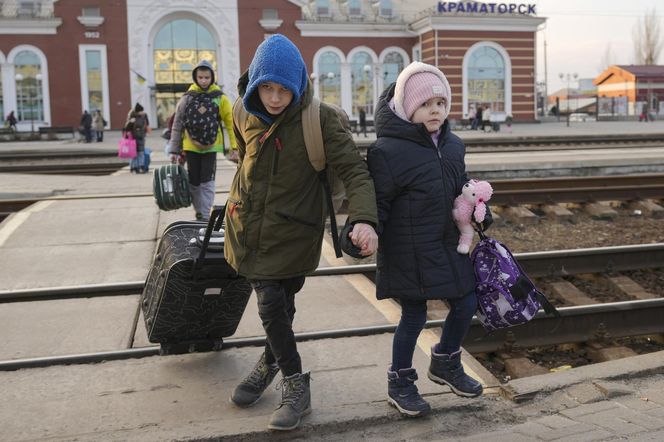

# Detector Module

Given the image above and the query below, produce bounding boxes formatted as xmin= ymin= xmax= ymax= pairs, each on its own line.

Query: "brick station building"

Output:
xmin=0 ymin=0 xmax=545 ymax=130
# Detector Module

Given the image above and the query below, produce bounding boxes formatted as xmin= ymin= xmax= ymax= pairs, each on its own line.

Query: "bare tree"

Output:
xmin=598 ymin=43 xmax=616 ymax=73
xmin=633 ymin=7 xmax=663 ymax=64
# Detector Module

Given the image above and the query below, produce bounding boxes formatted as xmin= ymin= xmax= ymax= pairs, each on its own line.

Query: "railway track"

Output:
xmin=2 ymin=173 xmax=664 ymax=219
xmin=3 ymin=134 xmax=664 ymax=176
xmin=2 ymin=243 xmax=664 ymax=303
xmin=354 ymin=132 xmax=664 ymax=152
xmin=0 ymin=244 xmax=664 ymax=370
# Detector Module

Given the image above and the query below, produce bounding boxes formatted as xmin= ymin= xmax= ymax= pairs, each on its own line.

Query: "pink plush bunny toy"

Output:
xmin=452 ymin=179 xmax=493 ymax=254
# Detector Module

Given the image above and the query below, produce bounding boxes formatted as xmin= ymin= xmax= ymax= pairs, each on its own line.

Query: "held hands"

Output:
xmin=348 ymin=222 xmax=378 ymax=256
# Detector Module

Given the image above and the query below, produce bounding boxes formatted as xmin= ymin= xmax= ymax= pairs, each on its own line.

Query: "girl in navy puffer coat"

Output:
xmin=368 ymin=62 xmax=490 ymax=418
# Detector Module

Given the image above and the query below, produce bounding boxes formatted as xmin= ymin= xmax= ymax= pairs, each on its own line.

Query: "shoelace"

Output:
xmin=243 ymin=361 xmax=271 ymax=389
xmin=276 ymin=376 xmax=305 ymax=406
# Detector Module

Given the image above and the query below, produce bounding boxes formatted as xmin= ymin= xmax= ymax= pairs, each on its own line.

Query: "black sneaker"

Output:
xmin=268 ymin=372 xmax=312 ymax=431
xmin=230 ymin=353 xmax=280 ymax=407
xmin=428 ymin=347 xmax=483 ymax=398
xmin=387 ymin=368 xmax=431 ymax=417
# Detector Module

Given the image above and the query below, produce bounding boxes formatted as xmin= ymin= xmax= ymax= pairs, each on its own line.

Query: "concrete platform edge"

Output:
xmin=502 ymin=349 xmax=664 ymax=402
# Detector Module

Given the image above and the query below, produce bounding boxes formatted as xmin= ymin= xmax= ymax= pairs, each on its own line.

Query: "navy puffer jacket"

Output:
xmin=367 ymin=84 xmax=476 ymax=301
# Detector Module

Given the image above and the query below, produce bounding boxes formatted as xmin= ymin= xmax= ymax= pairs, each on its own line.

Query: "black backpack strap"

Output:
xmin=534 ymin=290 xmax=561 ymax=318
xmin=320 ymin=171 xmax=342 ymax=258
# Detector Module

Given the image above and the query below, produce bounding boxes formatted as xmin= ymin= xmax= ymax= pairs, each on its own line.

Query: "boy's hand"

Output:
xmin=349 ymin=223 xmax=378 ymax=256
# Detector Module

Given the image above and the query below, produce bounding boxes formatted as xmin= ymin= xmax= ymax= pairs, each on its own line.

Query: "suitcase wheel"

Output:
xmin=159 ymin=339 xmax=223 ymax=356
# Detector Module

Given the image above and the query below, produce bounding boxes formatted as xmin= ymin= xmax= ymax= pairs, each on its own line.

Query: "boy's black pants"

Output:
xmin=249 ymin=276 xmax=306 ymax=376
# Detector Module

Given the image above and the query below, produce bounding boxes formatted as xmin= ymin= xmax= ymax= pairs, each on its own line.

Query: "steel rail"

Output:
xmin=492 ymin=173 xmax=664 ymax=191
xmin=1 ymin=298 xmax=662 ymax=371
xmin=3 ymin=243 xmax=664 ymax=303
xmin=0 ymin=163 xmax=126 ymax=175
xmin=463 ymin=298 xmax=664 ymax=353
xmin=354 ymin=134 xmax=664 ymax=150
xmin=4 ymin=174 xmax=664 ymax=211
xmin=0 ymin=150 xmax=118 ymax=160
xmin=492 ymin=184 xmax=664 ymax=205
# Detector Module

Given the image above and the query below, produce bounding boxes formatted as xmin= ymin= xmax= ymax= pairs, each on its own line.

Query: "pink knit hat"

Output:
xmin=393 ymin=61 xmax=451 ymax=122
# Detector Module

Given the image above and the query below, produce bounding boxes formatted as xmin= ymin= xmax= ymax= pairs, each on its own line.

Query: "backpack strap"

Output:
xmin=302 ymin=97 xmax=325 ymax=171
xmin=186 ymin=90 xmax=223 ymax=98
xmin=232 ymin=99 xmax=248 ymax=136
xmin=302 ymin=97 xmax=342 ymax=258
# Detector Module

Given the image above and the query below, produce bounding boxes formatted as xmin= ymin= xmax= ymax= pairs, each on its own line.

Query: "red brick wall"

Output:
xmin=0 ymin=0 xmax=130 ymax=129
xmin=421 ymin=29 xmax=536 ymax=121
xmin=236 ymin=0 xmax=415 ymax=76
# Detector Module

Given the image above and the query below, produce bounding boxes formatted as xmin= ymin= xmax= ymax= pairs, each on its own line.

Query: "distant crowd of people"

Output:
xmin=466 ymin=103 xmax=493 ymax=131
xmin=78 ymin=109 xmax=107 ymax=143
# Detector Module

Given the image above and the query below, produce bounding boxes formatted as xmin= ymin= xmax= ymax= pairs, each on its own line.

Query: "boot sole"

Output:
xmin=427 ymin=372 xmax=483 ymax=398
xmin=387 ymin=397 xmax=431 ymax=418
xmin=267 ymin=406 xmax=312 ymax=431
xmin=229 ymin=395 xmax=262 ymax=408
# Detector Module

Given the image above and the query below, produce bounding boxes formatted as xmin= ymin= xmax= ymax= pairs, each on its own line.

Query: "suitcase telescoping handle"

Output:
xmin=192 ymin=205 xmax=225 ymax=279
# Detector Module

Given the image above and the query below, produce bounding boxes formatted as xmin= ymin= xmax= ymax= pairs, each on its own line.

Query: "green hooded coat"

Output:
xmin=224 ymin=72 xmax=378 ymax=279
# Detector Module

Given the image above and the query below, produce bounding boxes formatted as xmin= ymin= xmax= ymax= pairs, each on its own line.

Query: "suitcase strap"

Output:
xmin=193 ymin=204 xmax=226 ymax=279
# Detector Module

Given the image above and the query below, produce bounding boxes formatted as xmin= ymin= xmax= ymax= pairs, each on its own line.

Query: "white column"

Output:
xmin=1 ymin=63 xmax=17 ymax=118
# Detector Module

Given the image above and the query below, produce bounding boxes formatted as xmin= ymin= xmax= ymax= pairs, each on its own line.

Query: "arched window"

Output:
xmin=14 ymin=50 xmax=44 ymax=123
xmin=153 ymin=19 xmax=217 ymax=126
xmin=382 ymin=51 xmax=404 ymax=86
xmin=467 ymin=46 xmax=505 ymax=112
xmin=351 ymin=51 xmax=374 ymax=117
xmin=316 ymin=51 xmax=341 ymax=106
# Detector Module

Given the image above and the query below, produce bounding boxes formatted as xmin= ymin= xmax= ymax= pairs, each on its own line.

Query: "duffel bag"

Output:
xmin=153 ymin=164 xmax=192 ymax=211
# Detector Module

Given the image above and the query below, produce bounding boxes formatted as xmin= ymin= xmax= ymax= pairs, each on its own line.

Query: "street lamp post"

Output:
xmin=559 ymin=72 xmax=578 ymax=126
xmin=309 ymin=71 xmax=336 ymax=103
xmin=363 ymin=64 xmax=372 ymax=116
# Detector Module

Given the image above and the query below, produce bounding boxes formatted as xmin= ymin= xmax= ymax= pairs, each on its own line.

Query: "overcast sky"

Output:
xmin=535 ymin=0 xmax=664 ymax=92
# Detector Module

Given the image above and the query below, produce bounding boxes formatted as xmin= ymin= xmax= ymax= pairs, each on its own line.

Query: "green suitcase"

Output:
xmin=153 ymin=164 xmax=192 ymax=211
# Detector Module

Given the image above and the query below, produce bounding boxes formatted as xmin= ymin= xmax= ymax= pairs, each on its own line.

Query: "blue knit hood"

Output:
xmin=243 ymin=34 xmax=308 ymax=123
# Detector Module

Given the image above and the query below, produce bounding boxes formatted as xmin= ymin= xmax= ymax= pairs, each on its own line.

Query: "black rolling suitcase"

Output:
xmin=141 ymin=205 xmax=252 ymax=354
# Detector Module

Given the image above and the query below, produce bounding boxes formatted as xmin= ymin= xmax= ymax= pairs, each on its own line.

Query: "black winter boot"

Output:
xmin=387 ymin=368 xmax=431 ymax=417
xmin=268 ymin=372 xmax=311 ymax=431
xmin=428 ymin=347 xmax=483 ymax=398
xmin=230 ymin=353 xmax=280 ymax=407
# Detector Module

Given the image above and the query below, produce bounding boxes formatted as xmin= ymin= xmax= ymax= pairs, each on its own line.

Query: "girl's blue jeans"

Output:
xmin=391 ymin=290 xmax=477 ymax=371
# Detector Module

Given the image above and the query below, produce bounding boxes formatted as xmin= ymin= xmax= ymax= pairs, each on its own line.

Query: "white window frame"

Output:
xmin=7 ymin=44 xmax=51 ymax=127
xmin=462 ymin=41 xmax=512 ymax=118
xmin=78 ymin=44 xmax=111 ymax=127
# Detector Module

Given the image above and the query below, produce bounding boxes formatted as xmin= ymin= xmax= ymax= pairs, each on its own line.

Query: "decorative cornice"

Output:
xmin=410 ymin=14 xmax=545 ymax=33
xmin=295 ymin=20 xmax=414 ymax=38
xmin=259 ymin=18 xmax=283 ymax=31
xmin=0 ymin=18 xmax=62 ymax=34
xmin=77 ymin=16 xmax=105 ymax=28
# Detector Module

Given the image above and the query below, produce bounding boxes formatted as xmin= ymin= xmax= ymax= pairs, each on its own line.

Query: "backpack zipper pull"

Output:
xmin=229 ymin=200 xmax=242 ymax=217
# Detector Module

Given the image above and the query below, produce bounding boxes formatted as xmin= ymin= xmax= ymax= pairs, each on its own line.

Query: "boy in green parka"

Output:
xmin=225 ymin=34 xmax=378 ymax=431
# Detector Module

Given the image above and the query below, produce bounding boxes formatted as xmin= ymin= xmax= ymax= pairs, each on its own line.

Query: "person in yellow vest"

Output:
xmin=168 ymin=60 xmax=237 ymax=221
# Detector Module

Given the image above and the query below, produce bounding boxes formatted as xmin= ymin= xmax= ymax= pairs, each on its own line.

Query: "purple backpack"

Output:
xmin=470 ymin=233 xmax=559 ymax=332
